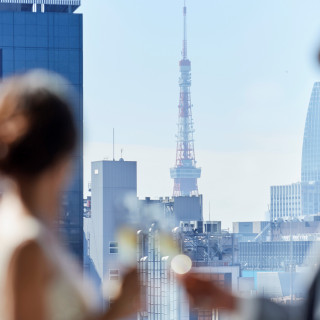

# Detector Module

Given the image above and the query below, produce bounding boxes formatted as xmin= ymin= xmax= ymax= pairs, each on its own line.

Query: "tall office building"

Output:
xmin=0 ymin=0 xmax=83 ymax=259
xmin=302 ymin=82 xmax=320 ymax=182
xmin=84 ymin=160 xmax=137 ymax=297
xmin=269 ymin=83 xmax=320 ymax=219
xmin=301 ymin=82 xmax=320 ymax=216
xmin=138 ymin=225 xmax=182 ymax=320
xmin=137 ymin=221 xmax=239 ymax=320
xmin=269 ymin=183 xmax=302 ymax=221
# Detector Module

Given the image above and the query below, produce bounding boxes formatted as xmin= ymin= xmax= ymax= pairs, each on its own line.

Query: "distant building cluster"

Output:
xmin=82 ymin=1 xmax=320 ymax=320
xmin=137 ymin=223 xmax=238 ymax=320
xmin=81 ymin=3 xmax=320 ymax=319
xmin=82 ymin=154 xmax=320 ymax=317
xmin=270 ymin=83 xmax=320 ymax=221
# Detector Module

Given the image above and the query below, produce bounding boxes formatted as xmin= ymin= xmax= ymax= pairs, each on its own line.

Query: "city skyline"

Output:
xmin=79 ymin=0 xmax=320 ymax=228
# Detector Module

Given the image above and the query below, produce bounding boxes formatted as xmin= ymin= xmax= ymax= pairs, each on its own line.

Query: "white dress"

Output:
xmin=0 ymin=191 xmax=98 ymax=320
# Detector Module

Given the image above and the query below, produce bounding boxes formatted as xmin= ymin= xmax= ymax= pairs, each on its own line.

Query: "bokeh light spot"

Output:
xmin=171 ymin=254 xmax=192 ymax=274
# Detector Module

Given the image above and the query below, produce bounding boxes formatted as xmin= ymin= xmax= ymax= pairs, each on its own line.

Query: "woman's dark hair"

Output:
xmin=0 ymin=71 xmax=77 ymax=178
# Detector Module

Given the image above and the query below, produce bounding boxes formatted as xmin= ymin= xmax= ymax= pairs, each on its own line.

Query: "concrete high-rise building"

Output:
xmin=0 ymin=0 xmax=83 ymax=260
xmin=84 ymin=160 xmax=137 ymax=297
xmin=269 ymin=183 xmax=302 ymax=221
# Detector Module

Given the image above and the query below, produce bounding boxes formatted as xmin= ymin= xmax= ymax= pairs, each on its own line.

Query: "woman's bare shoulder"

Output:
xmin=8 ymin=238 xmax=54 ymax=291
xmin=10 ymin=239 xmax=48 ymax=271
xmin=6 ymin=239 xmax=53 ymax=320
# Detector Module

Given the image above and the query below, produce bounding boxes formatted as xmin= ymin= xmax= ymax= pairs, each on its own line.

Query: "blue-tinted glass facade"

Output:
xmin=0 ymin=8 xmax=83 ymax=261
xmin=301 ymin=181 xmax=320 ymax=216
xmin=301 ymin=82 xmax=320 ymax=216
xmin=302 ymin=82 xmax=320 ymax=182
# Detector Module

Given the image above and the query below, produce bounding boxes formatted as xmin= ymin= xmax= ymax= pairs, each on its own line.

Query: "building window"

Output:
xmin=94 ymin=169 xmax=99 ymax=174
xmin=109 ymin=241 xmax=118 ymax=254
xmin=109 ymin=269 xmax=119 ymax=281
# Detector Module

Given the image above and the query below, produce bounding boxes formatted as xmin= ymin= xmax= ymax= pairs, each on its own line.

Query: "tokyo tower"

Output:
xmin=170 ymin=0 xmax=201 ymax=197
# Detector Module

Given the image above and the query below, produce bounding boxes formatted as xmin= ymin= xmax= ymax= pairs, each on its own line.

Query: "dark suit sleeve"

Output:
xmin=255 ymin=298 xmax=306 ymax=320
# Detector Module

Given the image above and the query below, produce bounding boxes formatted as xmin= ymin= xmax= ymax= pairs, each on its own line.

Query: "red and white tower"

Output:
xmin=170 ymin=1 xmax=201 ymax=197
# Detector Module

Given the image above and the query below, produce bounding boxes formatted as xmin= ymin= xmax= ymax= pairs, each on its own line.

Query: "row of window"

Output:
xmin=109 ymin=269 xmax=119 ymax=281
xmin=0 ymin=12 xmax=81 ymax=26
xmin=0 ymin=35 xmax=81 ymax=49
xmin=0 ymin=24 xmax=80 ymax=36
xmin=109 ymin=241 xmax=118 ymax=254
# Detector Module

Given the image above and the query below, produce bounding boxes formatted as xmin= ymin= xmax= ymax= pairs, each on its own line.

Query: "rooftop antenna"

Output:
xmin=113 ymin=128 xmax=115 ymax=161
xmin=121 ymin=148 xmax=123 ymax=159
xmin=209 ymin=201 xmax=211 ymax=221
xmin=182 ymin=0 xmax=187 ymax=60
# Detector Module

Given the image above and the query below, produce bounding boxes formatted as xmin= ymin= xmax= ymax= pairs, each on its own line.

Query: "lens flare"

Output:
xmin=102 ymin=278 xmax=122 ymax=300
xmin=171 ymin=254 xmax=192 ymax=274
xmin=117 ymin=227 xmax=137 ymax=266
xmin=159 ymin=232 xmax=179 ymax=257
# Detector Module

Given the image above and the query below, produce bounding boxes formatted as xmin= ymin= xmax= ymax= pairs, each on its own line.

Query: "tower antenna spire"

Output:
xmin=182 ymin=0 xmax=187 ymax=60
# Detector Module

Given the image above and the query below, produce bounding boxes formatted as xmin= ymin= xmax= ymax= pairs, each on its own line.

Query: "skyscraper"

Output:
xmin=269 ymin=183 xmax=302 ymax=221
xmin=0 ymin=0 xmax=83 ymax=260
xmin=301 ymin=82 xmax=320 ymax=216
xmin=84 ymin=160 xmax=137 ymax=299
xmin=302 ymin=82 xmax=320 ymax=182
xmin=268 ymin=82 xmax=320 ymax=220
xmin=170 ymin=1 xmax=201 ymax=197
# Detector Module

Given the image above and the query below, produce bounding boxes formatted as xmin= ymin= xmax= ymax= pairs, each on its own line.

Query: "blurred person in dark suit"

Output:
xmin=180 ymin=271 xmax=310 ymax=320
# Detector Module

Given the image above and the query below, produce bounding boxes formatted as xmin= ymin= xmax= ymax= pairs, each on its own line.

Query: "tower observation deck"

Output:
xmin=170 ymin=1 xmax=201 ymax=197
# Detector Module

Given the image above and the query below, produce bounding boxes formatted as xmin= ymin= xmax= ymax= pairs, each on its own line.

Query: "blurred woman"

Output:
xmin=0 ymin=71 xmax=140 ymax=320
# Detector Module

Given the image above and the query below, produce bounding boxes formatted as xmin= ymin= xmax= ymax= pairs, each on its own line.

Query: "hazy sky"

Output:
xmin=78 ymin=0 xmax=320 ymax=228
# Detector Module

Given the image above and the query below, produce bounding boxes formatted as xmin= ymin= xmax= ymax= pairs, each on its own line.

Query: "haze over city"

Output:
xmin=2 ymin=0 xmax=320 ymax=317
xmin=80 ymin=0 xmax=320 ymax=227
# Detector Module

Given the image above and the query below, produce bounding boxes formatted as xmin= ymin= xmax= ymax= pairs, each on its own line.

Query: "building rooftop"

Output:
xmin=0 ymin=0 xmax=80 ymax=12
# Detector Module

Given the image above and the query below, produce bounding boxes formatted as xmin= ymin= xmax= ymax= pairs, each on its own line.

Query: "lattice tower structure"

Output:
xmin=170 ymin=1 xmax=201 ymax=196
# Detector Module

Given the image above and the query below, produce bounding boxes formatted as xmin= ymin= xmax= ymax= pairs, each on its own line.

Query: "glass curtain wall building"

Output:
xmin=0 ymin=0 xmax=83 ymax=260
xmin=302 ymin=82 xmax=320 ymax=182
xmin=269 ymin=82 xmax=320 ymax=220
xmin=301 ymin=82 xmax=320 ymax=216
